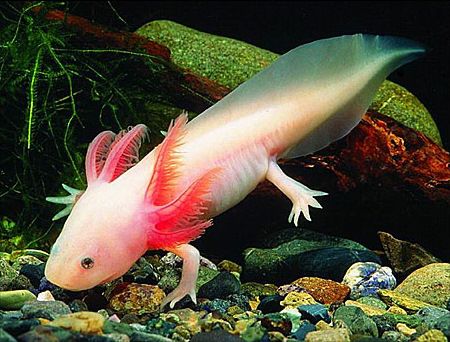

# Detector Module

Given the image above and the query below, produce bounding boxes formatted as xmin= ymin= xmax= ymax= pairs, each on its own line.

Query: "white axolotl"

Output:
xmin=45 ymin=34 xmax=425 ymax=308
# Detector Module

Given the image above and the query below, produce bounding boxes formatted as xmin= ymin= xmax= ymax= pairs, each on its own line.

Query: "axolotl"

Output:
xmin=45 ymin=34 xmax=425 ymax=308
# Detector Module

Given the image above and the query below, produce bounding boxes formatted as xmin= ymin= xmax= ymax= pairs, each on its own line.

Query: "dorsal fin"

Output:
xmin=146 ymin=113 xmax=188 ymax=205
xmin=98 ymin=124 xmax=148 ymax=183
xmin=147 ymin=167 xmax=221 ymax=249
xmin=85 ymin=130 xmax=115 ymax=184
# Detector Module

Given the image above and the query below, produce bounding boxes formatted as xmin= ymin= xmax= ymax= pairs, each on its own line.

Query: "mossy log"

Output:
xmin=36 ymin=8 xmax=450 ymax=204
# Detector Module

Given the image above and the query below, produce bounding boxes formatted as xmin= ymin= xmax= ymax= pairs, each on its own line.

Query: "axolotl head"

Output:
xmin=45 ymin=125 xmax=153 ymax=291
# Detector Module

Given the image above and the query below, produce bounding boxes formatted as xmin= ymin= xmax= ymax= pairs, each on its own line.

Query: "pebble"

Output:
xmin=0 ymin=328 xmax=15 ymax=342
xmin=190 ymin=329 xmax=244 ymax=341
xmin=333 ymin=305 xmax=378 ymax=337
xmin=46 ymin=311 xmax=105 ymax=334
xmin=108 ymin=283 xmax=165 ymax=315
xmin=217 ymin=260 xmax=242 ymax=274
xmin=280 ymin=291 xmax=317 ymax=308
xmin=197 ymin=271 xmax=241 ymax=299
xmin=394 ymin=263 xmax=450 ymax=308
xmin=298 ymin=304 xmax=330 ymax=324
xmin=342 ymin=262 xmax=396 ymax=299
xmin=415 ymin=329 xmax=448 ymax=341
xmin=378 ymin=289 xmax=432 ymax=313
xmin=256 ymin=294 xmax=284 ymax=314
xmin=396 ymin=322 xmax=416 ymax=336
xmin=381 ymin=331 xmax=408 ymax=341
xmin=69 ymin=299 xmax=89 ymax=313
xmin=293 ymin=321 xmax=316 ymax=340
xmin=37 ymin=290 xmax=55 ymax=301
xmin=0 ymin=290 xmax=36 ymax=310
xmin=345 ymin=300 xmax=387 ymax=316
xmin=240 ymin=282 xmax=277 ymax=299
xmin=304 ymin=328 xmax=351 ymax=342
xmin=290 ymin=277 xmax=350 ymax=304
xmin=0 ymin=318 xmax=40 ymax=336
xmin=357 ymin=297 xmax=388 ymax=310
xmin=260 ymin=312 xmax=292 ymax=335
xmin=387 ymin=306 xmax=407 ymax=315
xmin=19 ymin=263 xmax=45 ymax=288
xmin=21 ymin=300 xmax=71 ymax=320
xmin=415 ymin=306 xmax=450 ymax=328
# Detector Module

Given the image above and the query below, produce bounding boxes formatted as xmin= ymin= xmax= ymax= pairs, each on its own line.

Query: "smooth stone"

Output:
xmin=280 ymin=291 xmax=317 ymax=308
xmin=11 ymin=255 xmax=43 ymax=271
xmin=243 ymin=246 xmax=381 ymax=283
xmin=199 ymin=294 xmax=250 ymax=315
xmin=333 ymin=306 xmax=378 ymax=337
xmin=396 ymin=322 xmax=416 ymax=336
xmin=197 ymin=271 xmax=240 ymax=299
xmin=0 ymin=259 xmax=32 ymax=292
xmin=371 ymin=313 xmax=422 ymax=334
xmin=0 ymin=318 xmax=40 ymax=336
xmin=345 ymin=300 xmax=387 ymax=316
xmin=260 ymin=313 xmax=292 ymax=335
xmin=19 ymin=263 xmax=45 ymax=288
xmin=378 ymin=232 xmax=441 ymax=275
xmin=298 ymin=304 xmax=330 ymax=324
xmin=304 ymin=328 xmax=351 ymax=342
xmin=17 ymin=325 xmax=75 ymax=342
xmin=357 ymin=297 xmax=388 ymax=310
xmin=191 ymin=329 xmax=245 ymax=341
xmin=343 ymin=262 xmax=396 ymax=299
xmin=108 ymin=283 xmax=165 ymax=315
xmin=158 ymin=265 xmax=219 ymax=293
xmin=69 ymin=299 xmax=89 ymax=312
xmin=415 ymin=329 xmax=448 ymax=342
xmin=240 ymin=282 xmax=277 ymax=299
xmin=378 ymin=289 xmax=432 ymax=313
xmin=103 ymin=320 xmax=135 ymax=336
xmin=434 ymin=313 xmax=450 ymax=338
xmin=0 ymin=328 xmax=15 ymax=342
xmin=394 ymin=263 xmax=450 ymax=308
xmin=21 ymin=300 xmax=71 ymax=320
xmin=36 ymin=290 xmax=54 ymax=301
xmin=290 ymin=277 xmax=350 ymax=304
xmin=217 ymin=260 xmax=242 ymax=274
xmin=0 ymin=290 xmax=36 ymax=310
xmin=415 ymin=306 xmax=450 ymax=328
xmin=315 ymin=320 xmax=332 ymax=330
xmin=256 ymin=294 xmax=284 ymax=314
xmin=387 ymin=306 xmax=407 ymax=315
xmin=293 ymin=321 xmax=316 ymax=340
xmin=130 ymin=331 xmax=173 ymax=341
xmin=381 ymin=331 xmax=408 ymax=342
xmin=46 ymin=311 xmax=105 ymax=334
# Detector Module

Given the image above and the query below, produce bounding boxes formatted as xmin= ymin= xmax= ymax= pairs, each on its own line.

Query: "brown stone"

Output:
xmin=108 ymin=283 xmax=165 ymax=315
xmin=290 ymin=277 xmax=350 ymax=304
xmin=378 ymin=231 xmax=440 ymax=275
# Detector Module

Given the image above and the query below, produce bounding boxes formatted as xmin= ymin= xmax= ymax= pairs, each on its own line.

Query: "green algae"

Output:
xmin=136 ymin=20 xmax=442 ymax=146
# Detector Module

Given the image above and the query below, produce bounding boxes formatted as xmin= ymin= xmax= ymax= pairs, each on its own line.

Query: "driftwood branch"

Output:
xmin=37 ymin=8 xmax=450 ymax=204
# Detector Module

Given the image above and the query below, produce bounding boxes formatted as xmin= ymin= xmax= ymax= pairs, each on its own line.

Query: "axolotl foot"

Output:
xmin=160 ymin=244 xmax=200 ymax=309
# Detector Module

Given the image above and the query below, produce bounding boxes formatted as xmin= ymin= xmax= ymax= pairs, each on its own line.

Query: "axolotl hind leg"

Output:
xmin=160 ymin=244 xmax=200 ymax=309
xmin=266 ymin=159 xmax=327 ymax=226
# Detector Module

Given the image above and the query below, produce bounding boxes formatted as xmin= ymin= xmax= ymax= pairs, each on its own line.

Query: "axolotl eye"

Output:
xmin=81 ymin=257 xmax=95 ymax=269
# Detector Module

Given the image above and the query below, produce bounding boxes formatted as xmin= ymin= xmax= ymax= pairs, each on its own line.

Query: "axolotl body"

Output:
xmin=45 ymin=34 xmax=425 ymax=308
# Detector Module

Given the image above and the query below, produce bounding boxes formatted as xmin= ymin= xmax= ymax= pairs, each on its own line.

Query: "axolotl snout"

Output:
xmin=45 ymin=34 xmax=425 ymax=308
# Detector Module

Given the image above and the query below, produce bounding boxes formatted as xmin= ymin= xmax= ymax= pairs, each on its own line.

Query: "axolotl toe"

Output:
xmin=45 ymin=34 xmax=425 ymax=309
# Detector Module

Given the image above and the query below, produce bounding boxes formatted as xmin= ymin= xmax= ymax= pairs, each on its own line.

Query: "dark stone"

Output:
xmin=0 ymin=319 xmax=40 ymax=336
xmin=415 ymin=306 xmax=449 ymax=328
xmin=260 ymin=313 xmax=292 ymax=335
xmin=131 ymin=331 xmax=174 ymax=341
xmin=17 ymin=325 xmax=75 ymax=341
xmin=257 ymin=294 xmax=284 ymax=314
xmin=198 ymin=298 xmax=233 ymax=314
xmin=197 ymin=272 xmax=240 ymax=299
xmin=0 ymin=328 xmax=15 ymax=342
xmin=333 ymin=306 xmax=378 ymax=337
xmin=191 ymin=330 xmax=245 ymax=342
xmin=227 ymin=294 xmax=251 ymax=312
xmin=83 ymin=291 xmax=108 ymax=312
xmin=243 ymin=246 xmax=381 ymax=283
xmin=435 ymin=313 xmax=450 ymax=338
xmin=292 ymin=320 xmax=316 ymax=340
xmin=68 ymin=299 xmax=88 ymax=313
xmin=298 ymin=304 xmax=330 ymax=324
xmin=103 ymin=320 xmax=135 ymax=336
xmin=19 ymin=264 xmax=45 ymax=288
xmin=21 ymin=300 xmax=71 ymax=320
xmin=145 ymin=318 xmax=176 ymax=338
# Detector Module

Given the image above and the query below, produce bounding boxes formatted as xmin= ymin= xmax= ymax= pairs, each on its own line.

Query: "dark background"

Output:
xmin=72 ymin=1 xmax=450 ymax=149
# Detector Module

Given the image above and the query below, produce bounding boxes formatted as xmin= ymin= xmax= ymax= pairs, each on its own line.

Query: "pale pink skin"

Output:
xmin=44 ymin=34 xmax=424 ymax=308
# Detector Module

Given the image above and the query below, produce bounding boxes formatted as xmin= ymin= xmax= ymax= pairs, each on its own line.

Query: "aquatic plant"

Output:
xmin=0 ymin=2 xmax=180 ymax=251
